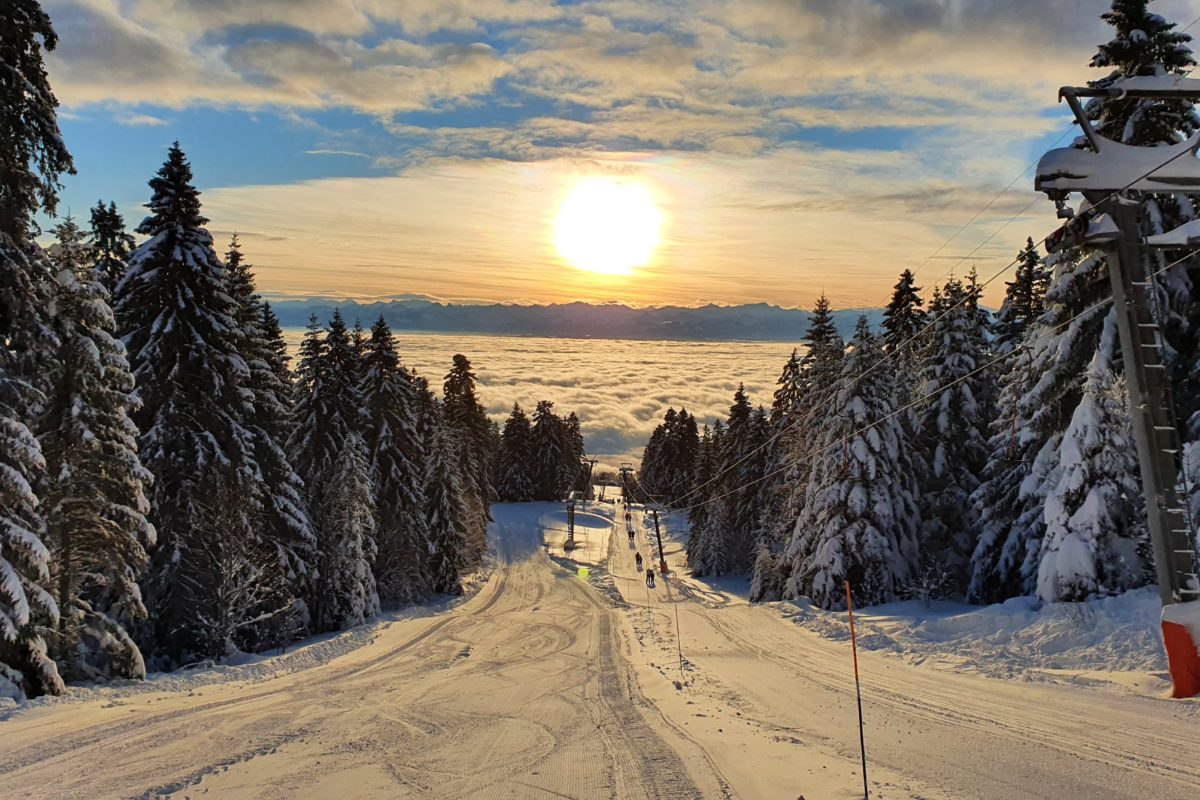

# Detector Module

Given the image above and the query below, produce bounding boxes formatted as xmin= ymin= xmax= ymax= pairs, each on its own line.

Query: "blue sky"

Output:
xmin=40 ymin=0 xmax=1200 ymax=307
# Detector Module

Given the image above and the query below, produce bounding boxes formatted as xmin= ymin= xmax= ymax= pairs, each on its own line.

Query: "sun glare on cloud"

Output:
xmin=553 ymin=178 xmax=663 ymax=277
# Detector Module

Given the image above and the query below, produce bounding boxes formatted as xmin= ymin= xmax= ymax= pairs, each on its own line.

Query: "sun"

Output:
xmin=553 ymin=178 xmax=663 ymax=276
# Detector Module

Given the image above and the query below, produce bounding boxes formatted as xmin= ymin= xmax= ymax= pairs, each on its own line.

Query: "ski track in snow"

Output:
xmin=1 ymin=499 xmax=1197 ymax=799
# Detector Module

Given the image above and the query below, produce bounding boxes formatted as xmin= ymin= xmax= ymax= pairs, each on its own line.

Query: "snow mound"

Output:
xmin=779 ymin=586 xmax=1169 ymax=690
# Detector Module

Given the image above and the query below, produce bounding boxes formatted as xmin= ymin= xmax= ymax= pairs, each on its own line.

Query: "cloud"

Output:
xmin=305 ymin=149 xmax=370 ymax=158
xmin=280 ymin=328 xmax=793 ymax=473
xmin=198 ymin=146 xmax=1055 ymax=313
xmin=116 ymin=111 xmax=169 ymax=126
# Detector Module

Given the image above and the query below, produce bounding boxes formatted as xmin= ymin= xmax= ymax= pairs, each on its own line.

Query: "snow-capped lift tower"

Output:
xmin=1036 ymin=75 xmax=1200 ymax=697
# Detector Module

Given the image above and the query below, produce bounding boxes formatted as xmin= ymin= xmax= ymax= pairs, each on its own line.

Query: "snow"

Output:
xmin=1113 ymin=74 xmax=1200 ymax=94
xmin=2 ymin=502 xmax=1197 ymax=800
xmin=1162 ymin=599 xmax=1200 ymax=651
xmin=1036 ymin=131 xmax=1200 ymax=193
xmin=1145 ymin=217 xmax=1200 ymax=246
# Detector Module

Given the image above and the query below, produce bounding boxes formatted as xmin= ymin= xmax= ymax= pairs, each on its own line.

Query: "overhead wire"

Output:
xmin=669 ymin=133 xmax=1200 ymax=513
xmin=692 ymin=250 xmax=1196 ymax=512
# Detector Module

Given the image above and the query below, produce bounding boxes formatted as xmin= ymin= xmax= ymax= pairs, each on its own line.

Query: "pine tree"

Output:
xmin=360 ymin=316 xmax=429 ymax=606
xmin=496 ymin=403 xmax=535 ymax=502
xmin=0 ymin=0 xmax=74 ymax=701
xmin=531 ymin=400 xmax=566 ymax=501
xmin=993 ymin=238 xmax=1049 ymax=356
xmin=882 ymin=269 xmax=926 ymax=356
xmin=318 ymin=434 xmax=380 ymax=630
xmin=224 ymin=237 xmax=316 ymax=633
xmin=969 ymin=249 xmax=1111 ymax=602
xmin=289 ymin=310 xmax=359 ymax=507
xmin=442 ymin=354 xmax=493 ymax=563
xmin=114 ymin=143 xmax=257 ymax=666
xmin=777 ymin=294 xmax=845 ymax=545
xmin=87 ymin=201 xmax=134 ymax=294
xmin=687 ymin=422 xmax=728 ymax=577
xmin=40 ymin=217 xmax=154 ymax=681
xmin=783 ymin=319 xmax=919 ymax=609
xmin=1037 ymin=317 xmax=1144 ymax=601
xmin=425 ymin=420 xmax=469 ymax=596
xmin=260 ymin=302 xmax=292 ymax=385
xmin=914 ymin=278 xmax=992 ymax=592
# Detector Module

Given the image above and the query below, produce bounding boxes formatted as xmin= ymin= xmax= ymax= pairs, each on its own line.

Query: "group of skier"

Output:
xmin=622 ymin=499 xmax=657 ymax=587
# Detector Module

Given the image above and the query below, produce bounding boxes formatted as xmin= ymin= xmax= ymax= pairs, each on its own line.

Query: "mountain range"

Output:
xmin=268 ymin=299 xmax=887 ymax=342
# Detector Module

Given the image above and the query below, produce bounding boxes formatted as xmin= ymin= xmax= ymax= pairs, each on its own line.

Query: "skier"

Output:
xmin=628 ymin=527 xmax=635 ymax=543
xmin=635 ymin=552 xmax=643 ymax=572
xmin=645 ymin=568 xmax=656 ymax=588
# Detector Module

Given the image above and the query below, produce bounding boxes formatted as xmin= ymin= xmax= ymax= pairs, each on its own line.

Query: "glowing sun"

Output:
xmin=553 ymin=178 xmax=663 ymax=276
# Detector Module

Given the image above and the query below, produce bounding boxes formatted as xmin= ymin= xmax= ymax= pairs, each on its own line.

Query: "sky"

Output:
xmin=39 ymin=0 xmax=1200 ymax=309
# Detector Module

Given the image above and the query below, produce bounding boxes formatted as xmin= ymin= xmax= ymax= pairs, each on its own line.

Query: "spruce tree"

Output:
xmin=531 ymin=400 xmax=566 ymax=501
xmin=41 ymin=218 xmax=154 ymax=681
xmin=87 ymin=201 xmax=134 ymax=294
xmin=425 ymin=420 xmax=469 ymax=595
xmin=318 ymin=434 xmax=380 ymax=630
xmin=993 ymin=238 xmax=1049 ymax=356
xmin=0 ymin=0 xmax=74 ymax=700
xmin=914 ymin=277 xmax=992 ymax=592
xmin=881 ymin=269 xmax=926 ymax=356
xmin=360 ymin=316 xmax=429 ymax=606
xmin=777 ymin=294 xmax=844 ymax=545
xmin=224 ymin=236 xmax=317 ymax=631
xmin=783 ymin=319 xmax=919 ymax=609
xmin=496 ymin=403 xmax=535 ymax=502
xmin=115 ymin=143 xmax=258 ymax=665
xmin=1037 ymin=318 xmax=1144 ymax=601
xmin=969 ymin=249 xmax=1111 ymax=602
xmin=442 ymin=354 xmax=492 ymax=563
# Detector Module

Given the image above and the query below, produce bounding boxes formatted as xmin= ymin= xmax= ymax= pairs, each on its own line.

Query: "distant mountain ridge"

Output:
xmin=268 ymin=298 xmax=886 ymax=342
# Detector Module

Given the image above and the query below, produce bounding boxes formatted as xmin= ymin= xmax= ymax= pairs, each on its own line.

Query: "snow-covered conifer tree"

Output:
xmin=993 ymin=239 xmax=1049 ymax=356
xmin=114 ymin=143 xmax=258 ymax=665
xmin=224 ymin=237 xmax=316 ymax=633
xmin=881 ymin=269 xmax=926 ymax=357
xmin=783 ymin=319 xmax=919 ymax=609
xmin=496 ymin=403 xmax=535 ymax=502
xmin=40 ymin=217 xmax=154 ymax=681
xmin=317 ymin=434 xmax=380 ymax=630
xmin=442 ymin=354 xmax=492 ymax=563
xmin=0 ymin=0 xmax=74 ymax=700
xmin=87 ymin=201 xmax=133 ymax=294
xmin=360 ymin=316 xmax=429 ymax=606
xmin=531 ymin=400 xmax=567 ymax=501
xmin=425 ymin=421 xmax=469 ymax=596
xmin=914 ymin=278 xmax=992 ymax=591
xmin=1037 ymin=317 xmax=1144 ymax=602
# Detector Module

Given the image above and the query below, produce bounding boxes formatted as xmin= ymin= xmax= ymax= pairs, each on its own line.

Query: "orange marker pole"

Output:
xmin=845 ymin=580 xmax=869 ymax=799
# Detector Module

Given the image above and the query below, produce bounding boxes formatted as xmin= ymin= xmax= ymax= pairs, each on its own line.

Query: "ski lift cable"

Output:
xmin=691 ymin=250 xmax=1196 ymax=511
xmin=906 ymin=128 xmax=1072 ymax=287
xmin=666 ymin=131 xmax=1200 ymax=513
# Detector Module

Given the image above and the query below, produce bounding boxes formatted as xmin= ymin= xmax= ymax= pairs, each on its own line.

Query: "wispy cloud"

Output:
xmin=116 ymin=111 xmax=169 ymax=126
xmin=305 ymin=148 xmax=370 ymax=158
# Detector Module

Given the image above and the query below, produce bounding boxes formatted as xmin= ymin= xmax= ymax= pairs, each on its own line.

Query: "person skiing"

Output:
xmin=635 ymin=552 xmax=643 ymax=571
xmin=645 ymin=567 xmax=656 ymax=588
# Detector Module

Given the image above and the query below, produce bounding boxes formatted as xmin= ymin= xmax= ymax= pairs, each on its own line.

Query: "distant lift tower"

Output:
xmin=1036 ymin=75 xmax=1200 ymax=697
xmin=619 ymin=463 xmax=635 ymax=504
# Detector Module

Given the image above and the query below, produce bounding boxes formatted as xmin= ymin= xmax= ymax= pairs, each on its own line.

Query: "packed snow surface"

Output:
xmin=1 ymin=500 xmax=1197 ymax=799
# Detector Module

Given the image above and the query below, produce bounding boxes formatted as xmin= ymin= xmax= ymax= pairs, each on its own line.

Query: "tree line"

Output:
xmin=0 ymin=5 xmax=591 ymax=700
xmin=641 ymin=1 xmax=1200 ymax=611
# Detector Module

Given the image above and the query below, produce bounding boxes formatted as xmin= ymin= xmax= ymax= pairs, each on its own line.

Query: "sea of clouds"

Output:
xmin=285 ymin=331 xmax=794 ymax=474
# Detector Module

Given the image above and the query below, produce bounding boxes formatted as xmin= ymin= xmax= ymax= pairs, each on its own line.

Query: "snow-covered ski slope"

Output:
xmin=2 ymin=501 xmax=1197 ymax=799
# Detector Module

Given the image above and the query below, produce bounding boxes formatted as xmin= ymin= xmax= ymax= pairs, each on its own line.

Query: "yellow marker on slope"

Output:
xmin=577 ymin=566 xmax=590 ymax=579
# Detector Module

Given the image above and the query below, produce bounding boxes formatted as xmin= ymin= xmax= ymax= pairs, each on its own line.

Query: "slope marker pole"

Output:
xmin=845 ymin=581 xmax=869 ymax=800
